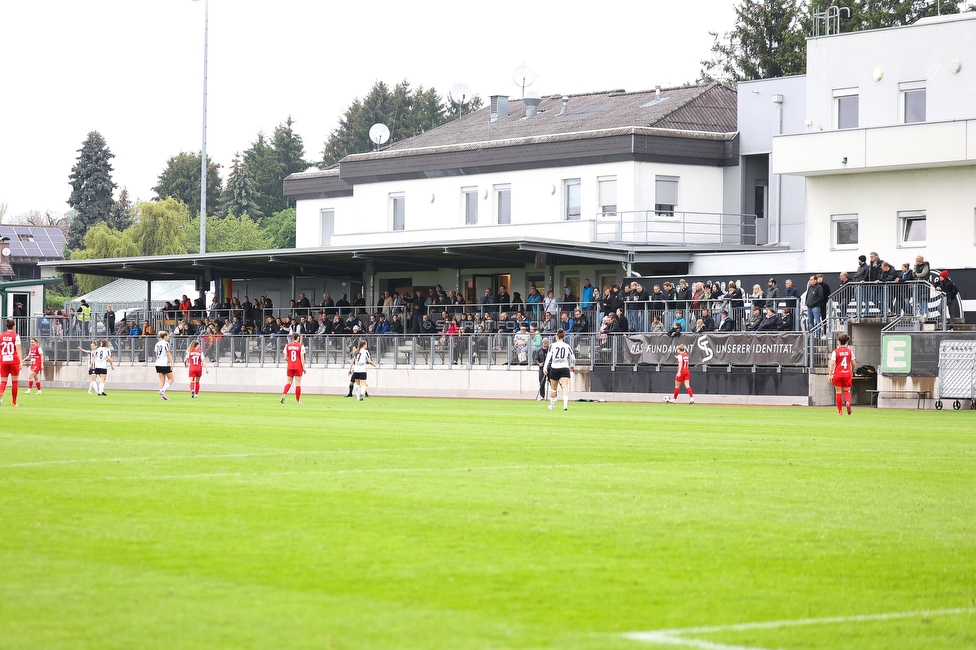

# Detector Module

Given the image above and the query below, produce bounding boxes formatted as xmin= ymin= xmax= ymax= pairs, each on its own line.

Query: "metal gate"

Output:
xmin=935 ymin=340 xmax=976 ymax=410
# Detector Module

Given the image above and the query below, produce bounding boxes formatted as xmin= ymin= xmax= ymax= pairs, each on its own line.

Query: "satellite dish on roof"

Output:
xmin=368 ymin=123 xmax=390 ymax=150
xmin=513 ymin=64 xmax=536 ymax=97
xmin=449 ymin=83 xmax=473 ymax=119
xmin=1 ymin=248 xmax=10 ymax=257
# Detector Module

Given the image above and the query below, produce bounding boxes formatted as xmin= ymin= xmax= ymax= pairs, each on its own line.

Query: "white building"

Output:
xmin=773 ymin=12 xmax=976 ymax=298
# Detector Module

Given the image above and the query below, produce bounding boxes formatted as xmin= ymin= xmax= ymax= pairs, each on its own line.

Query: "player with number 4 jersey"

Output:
xmin=281 ymin=333 xmax=307 ymax=404
xmin=829 ymin=333 xmax=855 ymax=415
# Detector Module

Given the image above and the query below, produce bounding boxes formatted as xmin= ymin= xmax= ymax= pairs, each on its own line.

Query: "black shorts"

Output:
xmin=548 ymin=367 xmax=571 ymax=381
xmin=94 ymin=368 xmax=108 ymax=376
xmin=156 ymin=366 xmax=173 ymax=375
xmin=351 ymin=371 xmax=367 ymax=381
xmin=88 ymin=368 xmax=95 ymax=376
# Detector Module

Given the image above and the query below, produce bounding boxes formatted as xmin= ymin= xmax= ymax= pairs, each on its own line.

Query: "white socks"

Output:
xmin=89 ymin=381 xmax=97 ymax=393
xmin=162 ymin=381 xmax=171 ymax=393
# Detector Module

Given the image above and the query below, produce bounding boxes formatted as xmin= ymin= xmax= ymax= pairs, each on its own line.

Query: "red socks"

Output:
xmin=673 ymin=388 xmax=680 ymax=399
xmin=28 ymin=380 xmax=34 ymax=389
xmin=836 ymin=394 xmax=843 ymax=412
xmin=282 ymin=384 xmax=291 ymax=395
xmin=36 ymin=381 xmax=40 ymax=391
xmin=843 ymin=390 xmax=851 ymax=407
xmin=687 ymin=387 xmax=694 ymax=397
xmin=0 ymin=380 xmax=5 ymax=398
xmin=10 ymin=381 xmax=17 ymax=405
xmin=295 ymin=387 xmax=302 ymax=401
xmin=195 ymin=382 xmax=200 ymax=395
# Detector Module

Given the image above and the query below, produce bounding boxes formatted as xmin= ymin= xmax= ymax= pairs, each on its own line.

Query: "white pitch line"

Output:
xmin=625 ymin=607 xmax=976 ymax=648
xmin=102 ymin=461 xmax=633 ymax=481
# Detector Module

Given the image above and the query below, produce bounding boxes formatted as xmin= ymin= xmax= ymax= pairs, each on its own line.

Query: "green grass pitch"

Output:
xmin=1 ymin=388 xmax=974 ymax=649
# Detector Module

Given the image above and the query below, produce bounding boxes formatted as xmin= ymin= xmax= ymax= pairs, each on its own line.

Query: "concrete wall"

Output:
xmin=805 ymin=14 xmax=976 ymax=131
xmin=804 ymin=165 xmax=976 ymax=272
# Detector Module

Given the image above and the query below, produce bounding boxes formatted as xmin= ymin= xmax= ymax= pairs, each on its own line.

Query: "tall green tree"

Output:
xmin=133 ymin=198 xmax=189 ymax=256
xmin=67 ymin=131 xmax=117 ymax=251
xmin=244 ymin=117 xmax=308 ymax=217
xmin=152 ymin=151 xmax=222 ymax=218
xmin=262 ymin=207 xmax=296 ymax=249
xmin=320 ymin=80 xmax=463 ymax=167
xmin=68 ymin=223 xmax=139 ymax=293
xmin=109 ymin=187 xmax=136 ymax=231
xmin=828 ymin=0 xmax=963 ymax=31
xmin=218 ymin=153 xmax=262 ymax=218
xmin=186 ymin=213 xmax=272 ymax=254
xmin=700 ymin=0 xmax=808 ymax=82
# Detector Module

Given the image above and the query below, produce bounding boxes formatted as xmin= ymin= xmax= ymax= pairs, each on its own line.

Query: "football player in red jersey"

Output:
xmin=665 ymin=343 xmax=694 ymax=404
xmin=280 ymin=333 xmax=307 ymax=404
xmin=25 ymin=337 xmax=43 ymax=394
xmin=184 ymin=339 xmax=210 ymax=398
xmin=0 ymin=319 xmax=23 ymax=407
xmin=828 ymin=333 xmax=856 ymax=415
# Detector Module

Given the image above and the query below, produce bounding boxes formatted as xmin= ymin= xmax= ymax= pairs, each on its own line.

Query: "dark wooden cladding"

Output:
xmin=336 ymin=133 xmax=739 ymax=185
xmin=283 ymin=174 xmax=354 ymax=200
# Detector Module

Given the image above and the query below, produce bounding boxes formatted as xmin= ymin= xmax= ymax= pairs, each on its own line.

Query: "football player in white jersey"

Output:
xmin=77 ymin=341 xmax=98 ymax=394
xmin=154 ymin=331 xmax=175 ymax=401
xmin=92 ymin=339 xmax=115 ymax=396
xmin=543 ymin=328 xmax=576 ymax=411
xmin=347 ymin=340 xmax=375 ymax=401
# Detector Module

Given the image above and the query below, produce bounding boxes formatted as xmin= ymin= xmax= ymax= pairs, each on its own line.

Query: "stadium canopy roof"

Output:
xmin=36 ymin=237 xmax=762 ymax=282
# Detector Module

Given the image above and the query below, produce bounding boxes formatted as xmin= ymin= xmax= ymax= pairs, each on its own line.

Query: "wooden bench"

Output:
xmin=866 ymin=389 xmax=930 ymax=409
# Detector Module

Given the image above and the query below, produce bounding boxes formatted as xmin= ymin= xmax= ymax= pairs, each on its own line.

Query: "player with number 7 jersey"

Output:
xmin=281 ymin=333 xmax=307 ymax=404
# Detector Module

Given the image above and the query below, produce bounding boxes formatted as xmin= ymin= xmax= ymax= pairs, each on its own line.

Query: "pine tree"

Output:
xmin=109 ymin=187 xmax=136 ymax=231
xmin=218 ymin=153 xmax=263 ymax=218
xmin=700 ymin=0 xmax=808 ymax=82
xmin=320 ymin=80 xmax=462 ymax=167
xmin=244 ymin=117 xmax=308 ymax=218
xmin=67 ymin=131 xmax=117 ymax=251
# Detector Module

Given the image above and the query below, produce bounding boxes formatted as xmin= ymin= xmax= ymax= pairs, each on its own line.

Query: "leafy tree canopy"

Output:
xmin=109 ymin=187 xmax=136 ymax=231
xmin=68 ymin=223 xmax=139 ymax=294
xmin=262 ymin=208 xmax=296 ymax=249
xmin=152 ymin=151 xmax=222 ymax=218
xmin=67 ymin=131 xmax=117 ymax=251
xmin=321 ymin=80 xmax=469 ymax=167
xmin=185 ymin=213 xmax=272 ymax=254
xmin=243 ymin=117 xmax=308 ymax=218
xmin=133 ymin=198 xmax=189 ymax=256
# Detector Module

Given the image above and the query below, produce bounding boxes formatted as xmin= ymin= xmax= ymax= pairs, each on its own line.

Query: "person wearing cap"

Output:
xmin=745 ymin=305 xmax=764 ymax=332
xmin=718 ymin=309 xmax=735 ymax=331
xmin=935 ymin=270 xmax=959 ymax=320
xmin=757 ymin=307 xmax=779 ymax=331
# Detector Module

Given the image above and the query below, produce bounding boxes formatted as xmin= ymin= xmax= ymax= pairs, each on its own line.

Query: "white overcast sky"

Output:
xmin=0 ymin=0 xmax=740 ymax=218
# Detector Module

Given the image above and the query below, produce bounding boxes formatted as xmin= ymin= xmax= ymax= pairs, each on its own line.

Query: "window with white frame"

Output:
xmin=655 ymin=175 xmax=678 ymax=217
xmin=830 ymin=213 xmax=858 ymax=249
xmin=390 ymin=193 xmax=405 ymax=231
xmin=495 ymin=184 xmax=511 ymax=225
xmin=320 ymin=209 xmax=335 ymax=246
xmin=897 ymin=210 xmax=926 ymax=247
xmin=598 ymin=176 xmax=617 ymax=216
xmin=564 ymin=179 xmax=581 ymax=220
xmin=462 ymin=187 xmax=478 ymax=225
xmin=899 ymin=81 xmax=926 ymax=124
xmin=833 ymin=88 xmax=859 ymax=129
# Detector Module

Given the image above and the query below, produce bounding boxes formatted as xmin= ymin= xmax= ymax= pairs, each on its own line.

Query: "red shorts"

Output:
xmin=0 ymin=362 xmax=19 ymax=379
xmin=188 ymin=369 xmax=203 ymax=379
xmin=832 ymin=376 xmax=852 ymax=389
xmin=30 ymin=364 xmax=42 ymax=374
xmin=286 ymin=368 xmax=303 ymax=378
xmin=676 ymin=371 xmax=690 ymax=383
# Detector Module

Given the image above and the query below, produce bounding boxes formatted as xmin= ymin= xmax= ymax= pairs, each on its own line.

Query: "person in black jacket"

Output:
xmin=935 ymin=270 xmax=960 ymax=321
xmin=717 ymin=310 xmax=735 ymax=331
xmin=805 ymin=276 xmax=824 ymax=332
xmin=534 ymin=337 xmax=551 ymax=400
xmin=756 ymin=307 xmax=780 ymax=332
xmin=817 ymin=273 xmax=831 ymax=322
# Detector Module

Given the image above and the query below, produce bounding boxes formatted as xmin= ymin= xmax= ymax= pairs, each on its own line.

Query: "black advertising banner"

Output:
xmin=622 ymin=333 xmax=806 ymax=366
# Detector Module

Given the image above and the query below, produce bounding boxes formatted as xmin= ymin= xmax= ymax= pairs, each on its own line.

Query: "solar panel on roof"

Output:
xmin=0 ymin=226 xmax=66 ymax=259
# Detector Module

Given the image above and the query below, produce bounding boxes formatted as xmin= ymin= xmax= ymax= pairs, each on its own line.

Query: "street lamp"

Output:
xmin=194 ymin=0 xmax=209 ymax=254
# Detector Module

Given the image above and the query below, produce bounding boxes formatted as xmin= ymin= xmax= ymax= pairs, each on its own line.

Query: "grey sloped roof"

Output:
xmin=378 ymin=82 xmax=737 ymax=153
xmin=73 ymin=278 xmax=198 ymax=305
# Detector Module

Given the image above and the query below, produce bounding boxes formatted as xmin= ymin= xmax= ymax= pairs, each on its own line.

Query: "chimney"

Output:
xmin=523 ymin=91 xmax=542 ymax=117
xmin=558 ymin=96 xmax=569 ymax=115
xmin=490 ymin=95 xmax=509 ymax=122
xmin=655 ymin=85 xmax=661 ymax=101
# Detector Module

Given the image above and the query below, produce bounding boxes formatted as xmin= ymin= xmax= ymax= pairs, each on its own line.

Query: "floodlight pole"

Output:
xmin=198 ymin=0 xmax=209 ymax=254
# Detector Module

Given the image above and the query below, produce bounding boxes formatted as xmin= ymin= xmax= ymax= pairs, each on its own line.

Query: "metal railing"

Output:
xmin=24 ymin=331 xmax=812 ymax=372
xmin=594 ymin=210 xmax=759 ymax=246
xmin=827 ymin=280 xmax=946 ymax=329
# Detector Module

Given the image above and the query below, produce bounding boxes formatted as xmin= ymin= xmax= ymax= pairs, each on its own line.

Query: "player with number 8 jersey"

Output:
xmin=0 ymin=318 xmax=22 ymax=407
xmin=281 ymin=333 xmax=307 ymax=404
